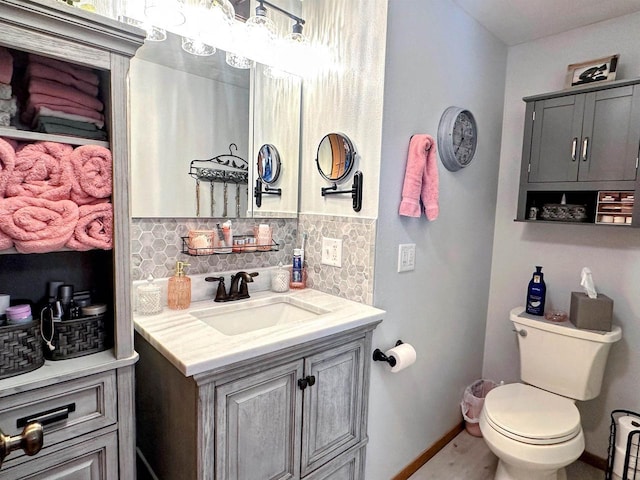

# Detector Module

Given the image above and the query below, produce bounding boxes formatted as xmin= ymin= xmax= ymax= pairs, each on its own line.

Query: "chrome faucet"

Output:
xmin=205 ymin=271 xmax=259 ymax=302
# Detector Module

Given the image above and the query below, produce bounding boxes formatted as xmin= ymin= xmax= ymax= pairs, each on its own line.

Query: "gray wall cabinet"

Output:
xmin=0 ymin=1 xmax=144 ymax=477
xmin=517 ymin=78 xmax=640 ymax=225
xmin=135 ymin=322 xmax=379 ymax=480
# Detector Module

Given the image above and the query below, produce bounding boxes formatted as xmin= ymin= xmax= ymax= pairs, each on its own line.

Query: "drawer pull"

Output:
xmin=0 ymin=423 xmax=44 ymax=467
xmin=16 ymin=403 xmax=76 ymax=429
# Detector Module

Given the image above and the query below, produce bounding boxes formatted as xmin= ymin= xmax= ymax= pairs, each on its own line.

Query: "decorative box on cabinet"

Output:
xmin=135 ymin=322 xmax=378 ymax=480
xmin=517 ymin=78 xmax=640 ymax=226
xmin=0 ymin=0 xmax=144 ymax=476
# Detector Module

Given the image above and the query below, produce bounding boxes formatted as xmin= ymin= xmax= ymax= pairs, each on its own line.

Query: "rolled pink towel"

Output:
xmin=27 ymin=63 xmax=99 ymax=97
xmin=28 ymin=78 xmax=103 ymax=112
xmin=0 ymin=137 xmax=16 ymax=198
xmin=0 ymin=229 xmax=12 ymax=250
xmin=0 ymin=47 xmax=13 ymax=85
xmin=29 ymin=54 xmax=100 ymax=87
xmin=68 ymin=145 xmax=112 ymax=205
xmin=66 ymin=202 xmax=113 ymax=251
xmin=0 ymin=197 xmax=78 ymax=254
xmin=7 ymin=142 xmax=73 ymax=201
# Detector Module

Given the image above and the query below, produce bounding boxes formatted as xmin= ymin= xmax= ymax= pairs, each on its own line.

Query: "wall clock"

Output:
xmin=437 ymin=106 xmax=478 ymax=171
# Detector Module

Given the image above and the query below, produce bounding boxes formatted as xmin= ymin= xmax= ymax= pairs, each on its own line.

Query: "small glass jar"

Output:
xmin=232 ymin=236 xmax=246 ymax=253
xmin=244 ymin=235 xmax=257 ymax=252
xmin=271 ymin=266 xmax=290 ymax=293
xmin=137 ymin=275 xmax=162 ymax=315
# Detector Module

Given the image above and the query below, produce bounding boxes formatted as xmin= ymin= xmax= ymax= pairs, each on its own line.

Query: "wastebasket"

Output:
xmin=460 ymin=379 xmax=498 ymax=437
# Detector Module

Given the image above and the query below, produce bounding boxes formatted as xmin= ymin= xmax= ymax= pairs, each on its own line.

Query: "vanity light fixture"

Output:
xmin=144 ymin=0 xmax=186 ymax=28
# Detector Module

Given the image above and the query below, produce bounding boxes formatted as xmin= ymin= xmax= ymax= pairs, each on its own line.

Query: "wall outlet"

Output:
xmin=321 ymin=237 xmax=343 ymax=267
xmin=397 ymin=243 xmax=416 ymax=272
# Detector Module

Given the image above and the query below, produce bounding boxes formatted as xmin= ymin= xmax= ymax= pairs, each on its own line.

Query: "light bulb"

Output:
xmin=119 ymin=15 xmax=167 ymax=42
xmin=182 ymin=37 xmax=216 ymax=56
xmin=226 ymin=51 xmax=253 ymax=69
xmin=144 ymin=0 xmax=185 ymax=28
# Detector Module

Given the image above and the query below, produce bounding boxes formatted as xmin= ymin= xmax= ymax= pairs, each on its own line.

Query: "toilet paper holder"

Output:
xmin=605 ymin=409 xmax=640 ymax=480
xmin=372 ymin=340 xmax=404 ymax=367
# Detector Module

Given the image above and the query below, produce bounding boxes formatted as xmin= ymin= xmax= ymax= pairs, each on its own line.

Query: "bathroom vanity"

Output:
xmin=134 ymin=289 xmax=384 ymax=480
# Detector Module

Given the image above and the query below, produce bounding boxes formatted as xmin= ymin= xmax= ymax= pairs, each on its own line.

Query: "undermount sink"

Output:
xmin=189 ymin=296 xmax=330 ymax=336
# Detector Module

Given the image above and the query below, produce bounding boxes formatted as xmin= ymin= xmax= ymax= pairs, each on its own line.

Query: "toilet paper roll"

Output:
xmin=613 ymin=445 xmax=640 ymax=478
xmin=616 ymin=416 xmax=640 ymax=450
xmin=385 ymin=343 xmax=417 ymax=373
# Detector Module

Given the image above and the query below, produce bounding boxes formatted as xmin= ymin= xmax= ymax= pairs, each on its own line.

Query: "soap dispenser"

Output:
xmin=168 ymin=261 xmax=191 ymax=310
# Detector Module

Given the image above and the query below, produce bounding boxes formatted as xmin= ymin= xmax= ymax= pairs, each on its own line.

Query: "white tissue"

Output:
xmin=580 ymin=267 xmax=598 ymax=299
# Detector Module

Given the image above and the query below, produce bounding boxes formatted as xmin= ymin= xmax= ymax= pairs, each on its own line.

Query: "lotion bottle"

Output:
xmin=168 ymin=261 xmax=191 ymax=310
xmin=526 ymin=266 xmax=546 ymax=316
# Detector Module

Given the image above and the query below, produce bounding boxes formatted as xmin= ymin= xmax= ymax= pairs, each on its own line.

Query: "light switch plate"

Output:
xmin=398 ymin=243 xmax=416 ymax=272
xmin=321 ymin=237 xmax=342 ymax=267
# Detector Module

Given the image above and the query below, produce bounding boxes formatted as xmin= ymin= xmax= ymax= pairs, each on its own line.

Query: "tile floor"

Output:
xmin=408 ymin=430 xmax=605 ymax=480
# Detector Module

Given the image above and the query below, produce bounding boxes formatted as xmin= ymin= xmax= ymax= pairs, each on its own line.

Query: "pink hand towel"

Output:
xmin=66 ymin=202 xmax=113 ymax=251
xmin=28 ymin=78 xmax=104 ymax=112
xmin=0 ymin=47 xmax=13 ymax=85
xmin=68 ymin=145 xmax=112 ymax=205
xmin=0 ymin=197 xmax=78 ymax=253
xmin=7 ymin=142 xmax=73 ymax=201
xmin=23 ymin=96 xmax=105 ymax=126
xmin=29 ymin=54 xmax=100 ymax=87
xmin=399 ymin=134 xmax=439 ymax=220
xmin=27 ymin=63 xmax=100 ymax=97
xmin=34 ymin=105 xmax=105 ymax=129
xmin=0 ymin=137 xmax=16 ymax=198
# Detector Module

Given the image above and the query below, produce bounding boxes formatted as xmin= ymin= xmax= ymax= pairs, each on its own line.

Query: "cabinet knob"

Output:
xmin=297 ymin=376 xmax=316 ymax=390
xmin=0 ymin=423 xmax=44 ymax=467
xmin=582 ymin=137 xmax=589 ymax=161
xmin=571 ymin=137 xmax=578 ymax=161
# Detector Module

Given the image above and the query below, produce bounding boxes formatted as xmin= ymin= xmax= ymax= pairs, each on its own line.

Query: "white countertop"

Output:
xmin=134 ymin=289 xmax=385 ymax=377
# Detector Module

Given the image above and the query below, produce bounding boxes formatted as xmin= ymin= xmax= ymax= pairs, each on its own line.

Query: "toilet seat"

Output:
xmin=483 ymin=383 xmax=581 ymax=445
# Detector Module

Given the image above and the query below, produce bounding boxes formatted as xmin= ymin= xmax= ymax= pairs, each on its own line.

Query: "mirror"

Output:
xmin=257 ymin=144 xmax=281 ymax=184
xmin=129 ymin=31 xmax=302 ymax=219
xmin=316 ymin=133 xmax=356 ymax=183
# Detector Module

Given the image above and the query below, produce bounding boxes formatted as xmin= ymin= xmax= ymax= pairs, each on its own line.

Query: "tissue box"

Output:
xmin=569 ymin=292 xmax=613 ymax=331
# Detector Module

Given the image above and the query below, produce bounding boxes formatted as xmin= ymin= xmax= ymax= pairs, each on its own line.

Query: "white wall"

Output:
xmin=367 ymin=1 xmax=507 ymax=478
xmin=484 ymin=12 xmax=640 ymax=458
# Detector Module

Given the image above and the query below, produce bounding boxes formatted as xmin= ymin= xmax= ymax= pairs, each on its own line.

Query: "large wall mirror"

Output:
xmin=129 ymin=31 xmax=301 ymax=219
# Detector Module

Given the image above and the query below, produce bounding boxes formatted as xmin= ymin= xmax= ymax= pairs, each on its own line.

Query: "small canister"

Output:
xmin=271 ymin=265 xmax=290 ymax=293
xmin=6 ymin=304 xmax=32 ymax=325
xmin=188 ymin=230 xmax=214 ymax=255
xmin=136 ymin=275 xmax=162 ymax=315
xmin=81 ymin=303 xmax=107 ymax=317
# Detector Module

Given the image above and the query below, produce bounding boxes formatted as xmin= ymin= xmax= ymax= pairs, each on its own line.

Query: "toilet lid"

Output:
xmin=483 ymin=383 xmax=581 ymax=445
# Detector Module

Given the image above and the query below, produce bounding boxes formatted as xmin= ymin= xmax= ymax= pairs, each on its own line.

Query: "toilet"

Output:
xmin=479 ymin=307 xmax=622 ymax=480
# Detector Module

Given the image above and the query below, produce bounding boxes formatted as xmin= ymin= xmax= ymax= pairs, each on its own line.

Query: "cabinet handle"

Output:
xmin=0 ymin=423 xmax=44 ymax=468
xmin=16 ymin=403 xmax=75 ymax=429
xmin=571 ymin=137 xmax=578 ymax=161
xmin=297 ymin=376 xmax=316 ymax=390
xmin=581 ymin=137 xmax=589 ymax=161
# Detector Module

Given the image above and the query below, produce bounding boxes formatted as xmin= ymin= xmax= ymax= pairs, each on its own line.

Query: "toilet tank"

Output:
xmin=510 ymin=307 xmax=622 ymax=401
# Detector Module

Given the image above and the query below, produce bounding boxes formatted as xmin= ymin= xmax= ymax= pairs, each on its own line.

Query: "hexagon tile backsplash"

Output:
xmin=130 ymin=218 xmax=297 ymax=281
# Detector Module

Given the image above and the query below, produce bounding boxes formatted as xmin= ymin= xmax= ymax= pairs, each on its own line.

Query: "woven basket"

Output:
xmin=0 ymin=321 xmax=44 ymax=379
xmin=540 ymin=203 xmax=588 ymax=222
xmin=46 ymin=313 xmax=111 ymax=361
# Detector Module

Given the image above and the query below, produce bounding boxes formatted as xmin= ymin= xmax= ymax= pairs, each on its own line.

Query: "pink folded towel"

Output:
xmin=66 ymin=202 xmax=113 ymax=251
xmin=28 ymin=78 xmax=104 ymax=112
xmin=0 ymin=197 xmax=78 ymax=253
xmin=68 ymin=145 xmax=112 ymax=205
xmin=0 ymin=229 xmax=12 ymax=250
xmin=27 ymin=63 xmax=100 ymax=97
xmin=23 ymin=95 xmax=105 ymax=126
xmin=29 ymin=54 xmax=100 ymax=87
xmin=399 ymin=134 xmax=439 ymax=220
xmin=7 ymin=142 xmax=73 ymax=200
xmin=0 ymin=137 xmax=16 ymax=198
xmin=34 ymin=105 xmax=105 ymax=129
xmin=0 ymin=47 xmax=13 ymax=85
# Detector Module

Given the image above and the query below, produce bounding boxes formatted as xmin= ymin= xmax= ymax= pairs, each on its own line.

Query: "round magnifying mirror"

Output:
xmin=257 ymin=144 xmax=281 ymax=184
xmin=316 ymin=133 xmax=356 ymax=183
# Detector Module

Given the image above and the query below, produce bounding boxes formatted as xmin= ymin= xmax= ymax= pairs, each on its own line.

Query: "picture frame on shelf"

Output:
xmin=565 ymin=54 xmax=619 ymax=88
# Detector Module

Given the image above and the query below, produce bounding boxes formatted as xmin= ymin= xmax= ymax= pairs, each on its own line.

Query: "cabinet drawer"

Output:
xmin=0 ymin=430 xmax=118 ymax=480
xmin=0 ymin=371 xmax=116 ymax=459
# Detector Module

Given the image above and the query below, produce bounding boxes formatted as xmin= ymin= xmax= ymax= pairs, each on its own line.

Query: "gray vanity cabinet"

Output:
xmin=526 ymin=82 xmax=640 ymax=183
xmin=135 ymin=322 xmax=377 ymax=480
xmin=215 ymin=340 xmax=365 ymax=480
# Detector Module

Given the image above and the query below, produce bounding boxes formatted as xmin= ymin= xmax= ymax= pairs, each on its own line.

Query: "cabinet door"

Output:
xmin=528 ymin=95 xmax=585 ymax=182
xmin=1 ymin=431 xmax=117 ymax=480
xmin=301 ymin=340 xmax=365 ymax=476
xmin=579 ymin=86 xmax=640 ymax=181
xmin=215 ymin=359 xmax=304 ymax=480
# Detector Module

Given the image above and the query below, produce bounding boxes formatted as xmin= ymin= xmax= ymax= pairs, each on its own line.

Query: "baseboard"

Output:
xmin=392 ymin=422 xmax=464 ymax=480
xmin=579 ymin=450 xmax=608 ymax=471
